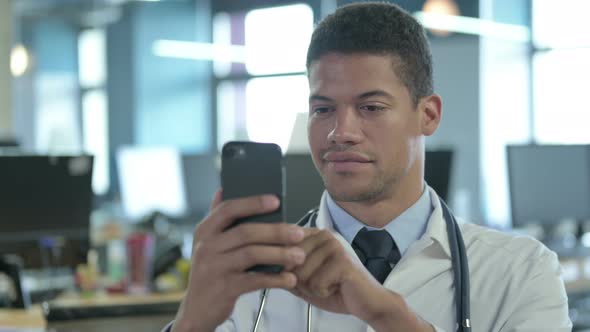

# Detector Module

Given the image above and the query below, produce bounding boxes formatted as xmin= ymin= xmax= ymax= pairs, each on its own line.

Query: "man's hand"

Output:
xmin=290 ymin=228 xmax=434 ymax=332
xmin=172 ymin=190 xmax=306 ymax=332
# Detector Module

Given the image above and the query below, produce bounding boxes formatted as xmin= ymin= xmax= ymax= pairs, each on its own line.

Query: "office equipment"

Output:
xmin=182 ymin=153 xmax=219 ymax=219
xmin=0 ymin=255 xmax=31 ymax=308
xmin=0 ymin=138 xmax=19 ymax=148
xmin=117 ymin=147 xmax=187 ymax=220
xmin=117 ymin=147 xmax=219 ymax=221
xmin=0 ymin=155 xmax=93 ymax=269
xmin=507 ymin=144 xmax=590 ymax=227
xmin=284 ymin=154 xmax=324 ymax=224
xmin=425 ymin=150 xmax=454 ymax=201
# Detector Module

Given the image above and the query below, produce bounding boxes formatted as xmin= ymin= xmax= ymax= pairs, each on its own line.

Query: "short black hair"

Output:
xmin=306 ymin=2 xmax=433 ymax=105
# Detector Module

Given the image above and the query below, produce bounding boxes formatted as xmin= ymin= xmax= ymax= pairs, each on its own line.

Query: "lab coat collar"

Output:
xmin=422 ymin=187 xmax=453 ymax=259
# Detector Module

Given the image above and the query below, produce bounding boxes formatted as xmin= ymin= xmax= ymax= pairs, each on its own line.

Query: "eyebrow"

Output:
xmin=309 ymin=95 xmax=333 ymax=103
xmin=357 ymin=90 xmax=394 ymax=100
xmin=309 ymin=90 xmax=394 ymax=103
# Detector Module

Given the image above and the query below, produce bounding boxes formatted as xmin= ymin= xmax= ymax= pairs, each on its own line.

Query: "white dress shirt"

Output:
xmin=166 ymin=187 xmax=572 ymax=332
xmin=326 ymin=185 xmax=432 ymax=255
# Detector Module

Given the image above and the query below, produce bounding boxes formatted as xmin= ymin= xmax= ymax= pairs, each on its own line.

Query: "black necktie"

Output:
xmin=352 ymin=228 xmax=401 ymax=284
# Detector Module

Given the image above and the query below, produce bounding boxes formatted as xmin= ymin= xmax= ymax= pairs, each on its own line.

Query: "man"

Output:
xmin=168 ymin=2 xmax=571 ymax=331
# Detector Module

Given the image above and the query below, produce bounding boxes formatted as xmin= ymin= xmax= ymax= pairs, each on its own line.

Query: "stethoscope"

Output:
xmin=252 ymin=197 xmax=471 ymax=332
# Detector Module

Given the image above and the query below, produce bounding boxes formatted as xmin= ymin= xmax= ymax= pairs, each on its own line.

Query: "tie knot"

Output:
xmin=352 ymin=228 xmax=399 ymax=264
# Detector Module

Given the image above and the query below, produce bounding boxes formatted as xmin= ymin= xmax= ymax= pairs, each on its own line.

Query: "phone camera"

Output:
xmin=225 ymin=145 xmax=246 ymax=159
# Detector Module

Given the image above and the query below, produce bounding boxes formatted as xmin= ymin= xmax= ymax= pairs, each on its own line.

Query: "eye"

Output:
xmin=360 ymin=105 xmax=386 ymax=113
xmin=310 ymin=106 xmax=333 ymax=115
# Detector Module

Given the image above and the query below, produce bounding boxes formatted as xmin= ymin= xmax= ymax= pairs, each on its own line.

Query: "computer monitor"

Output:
xmin=0 ymin=139 xmax=19 ymax=148
xmin=507 ymin=144 xmax=590 ymax=227
xmin=117 ymin=147 xmax=187 ymax=220
xmin=284 ymin=154 xmax=324 ymax=224
xmin=117 ymin=147 xmax=220 ymax=221
xmin=0 ymin=155 xmax=93 ymax=268
xmin=182 ymin=154 xmax=220 ymax=219
xmin=425 ymin=150 xmax=453 ymax=201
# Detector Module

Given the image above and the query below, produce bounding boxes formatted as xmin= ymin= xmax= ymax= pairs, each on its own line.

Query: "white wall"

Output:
xmin=0 ymin=0 xmax=13 ymax=137
xmin=429 ymin=34 xmax=482 ymax=223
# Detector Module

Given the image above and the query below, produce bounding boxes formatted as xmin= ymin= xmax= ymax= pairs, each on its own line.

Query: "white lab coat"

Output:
xmin=166 ymin=187 xmax=572 ymax=332
xmin=215 ymin=188 xmax=571 ymax=332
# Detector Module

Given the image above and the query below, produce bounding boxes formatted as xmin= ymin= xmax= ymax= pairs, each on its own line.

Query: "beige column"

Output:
xmin=0 ymin=0 xmax=13 ymax=137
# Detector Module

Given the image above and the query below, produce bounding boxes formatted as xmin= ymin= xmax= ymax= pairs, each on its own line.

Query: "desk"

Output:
xmin=0 ymin=306 xmax=45 ymax=329
xmin=0 ymin=292 xmax=183 ymax=332
xmin=50 ymin=291 xmax=184 ymax=308
xmin=48 ymin=313 xmax=175 ymax=332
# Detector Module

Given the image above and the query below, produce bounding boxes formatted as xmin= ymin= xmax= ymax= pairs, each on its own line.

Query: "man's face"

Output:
xmin=307 ymin=53 xmax=425 ymax=202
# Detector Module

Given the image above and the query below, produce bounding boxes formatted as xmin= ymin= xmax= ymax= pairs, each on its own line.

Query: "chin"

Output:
xmin=325 ymin=182 xmax=384 ymax=203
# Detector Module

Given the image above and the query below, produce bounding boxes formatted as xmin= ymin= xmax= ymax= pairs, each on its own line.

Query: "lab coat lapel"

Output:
xmin=384 ymin=188 xmax=454 ymax=298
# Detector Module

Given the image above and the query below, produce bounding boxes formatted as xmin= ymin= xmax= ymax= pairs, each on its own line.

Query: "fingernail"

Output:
xmin=263 ymin=195 xmax=279 ymax=209
xmin=289 ymin=227 xmax=304 ymax=241
xmin=290 ymin=248 xmax=305 ymax=264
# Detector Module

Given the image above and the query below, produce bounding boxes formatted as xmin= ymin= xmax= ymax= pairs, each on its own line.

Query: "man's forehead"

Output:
xmin=307 ymin=53 xmax=405 ymax=90
xmin=307 ymin=52 xmax=403 ymax=70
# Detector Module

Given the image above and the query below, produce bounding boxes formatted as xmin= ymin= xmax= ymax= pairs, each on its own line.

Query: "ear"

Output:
xmin=418 ymin=94 xmax=442 ymax=136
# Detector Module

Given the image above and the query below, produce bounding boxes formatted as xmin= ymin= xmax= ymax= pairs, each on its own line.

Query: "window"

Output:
xmin=532 ymin=0 xmax=590 ymax=144
xmin=215 ymin=4 xmax=314 ymax=153
xmin=78 ymin=29 xmax=109 ymax=195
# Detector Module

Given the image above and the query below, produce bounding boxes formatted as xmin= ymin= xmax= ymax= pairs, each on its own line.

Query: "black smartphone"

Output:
xmin=221 ymin=141 xmax=285 ymax=273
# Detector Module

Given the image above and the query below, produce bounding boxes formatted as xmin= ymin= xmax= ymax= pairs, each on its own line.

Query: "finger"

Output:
xmin=295 ymin=229 xmax=334 ymax=261
xmin=302 ymin=227 xmax=322 ymax=237
xmin=228 ymin=272 xmax=297 ymax=297
xmin=197 ymin=195 xmax=280 ymax=238
xmin=305 ymin=256 xmax=343 ymax=298
xmin=211 ymin=223 xmax=304 ymax=253
xmin=294 ymin=232 xmax=341 ymax=283
xmin=209 ymin=189 xmax=223 ymax=210
xmin=221 ymin=245 xmax=305 ymax=272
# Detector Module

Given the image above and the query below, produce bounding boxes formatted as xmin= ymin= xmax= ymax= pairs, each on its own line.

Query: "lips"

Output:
xmin=322 ymin=151 xmax=372 ymax=163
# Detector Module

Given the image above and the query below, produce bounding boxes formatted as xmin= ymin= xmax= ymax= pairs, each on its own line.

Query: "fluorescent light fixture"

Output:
xmin=10 ymin=44 xmax=30 ymax=77
xmin=414 ymin=11 xmax=530 ymax=42
xmin=155 ymin=10 xmax=530 ymax=64
xmin=78 ymin=29 xmax=106 ymax=88
xmin=152 ymin=39 xmax=247 ymax=63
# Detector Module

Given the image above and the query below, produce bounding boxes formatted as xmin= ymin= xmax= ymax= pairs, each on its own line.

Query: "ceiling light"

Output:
xmin=10 ymin=44 xmax=30 ymax=77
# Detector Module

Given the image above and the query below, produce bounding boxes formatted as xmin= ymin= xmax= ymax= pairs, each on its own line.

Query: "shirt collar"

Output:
xmin=325 ymin=186 xmax=433 ymax=256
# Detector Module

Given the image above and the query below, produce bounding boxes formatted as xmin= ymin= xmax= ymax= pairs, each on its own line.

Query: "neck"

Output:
xmin=334 ymin=169 xmax=424 ymax=228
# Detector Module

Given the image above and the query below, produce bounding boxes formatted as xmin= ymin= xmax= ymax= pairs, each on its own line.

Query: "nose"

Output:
xmin=326 ymin=107 xmax=363 ymax=145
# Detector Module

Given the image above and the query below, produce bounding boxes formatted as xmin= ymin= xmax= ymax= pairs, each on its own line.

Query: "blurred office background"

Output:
xmin=1 ymin=0 xmax=590 ymax=330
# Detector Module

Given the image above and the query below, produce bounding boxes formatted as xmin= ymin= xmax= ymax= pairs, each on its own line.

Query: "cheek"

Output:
xmin=372 ymin=123 xmax=414 ymax=165
xmin=308 ymin=120 xmax=329 ymax=147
